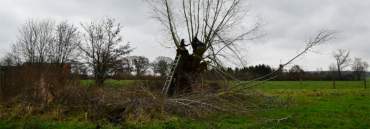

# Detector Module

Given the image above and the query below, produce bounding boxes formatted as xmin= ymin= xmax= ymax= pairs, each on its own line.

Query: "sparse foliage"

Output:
xmin=289 ymin=65 xmax=304 ymax=80
xmin=13 ymin=18 xmax=56 ymax=64
xmin=151 ymin=56 xmax=173 ymax=77
xmin=0 ymin=54 xmax=16 ymax=66
xmin=121 ymin=56 xmax=134 ymax=75
xmin=328 ymin=63 xmax=337 ymax=78
xmin=79 ymin=17 xmax=133 ymax=85
xmin=351 ymin=58 xmax=369 ymax=80
xmin=9 ymin=18 xmax=80 ymax=70
xmin=131 ymin=56 xmax=150 ymax=76
xmin=70 ymin=60 xmax=88 ymax=76
xmin=49 ymin=20 xmax=80 ymax=70
xmin=332 ymin=49 xmax=352 ymax=79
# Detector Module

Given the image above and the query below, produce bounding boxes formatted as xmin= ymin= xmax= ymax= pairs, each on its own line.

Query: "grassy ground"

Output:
xmin=81 ymin=79 xmax=369 ymax=89
xmin=256 ymin=89 xmax=369 ymax=128
xmin=1 ymin=80 xmax=369 ymax=128
xmin=97 ymin=88 xmax=367 ymax=128
xmin=131 ymin=89 xmax=369 ymax=128
xmin=0 ymin=119 xmax=95 ymax=129
xmin=80 ymin=79 xmax=136 ymax=87
xmin=251 ymin=80 xmax=368 ymax=89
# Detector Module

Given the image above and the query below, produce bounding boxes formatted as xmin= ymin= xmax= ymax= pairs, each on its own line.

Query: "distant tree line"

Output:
xmin=200 ymin=63 xmax=368 ymax=81
xmin=201 ymin=49 xmax=369 ymax=81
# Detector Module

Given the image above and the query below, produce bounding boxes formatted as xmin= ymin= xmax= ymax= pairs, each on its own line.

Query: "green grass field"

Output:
xmin=80 ymin=79 xmax=136 ymax=87
xmin=250 ymin=81 xmax=368 ymax=89
xmin=81 ymin=79 xmax=369 ymax=89
xmin=0 ymin=120 xmax=95 ymax=129
xmin=130 ymin=88 xmax=369 ymax=128
xmin=1 ymin=80 xmax=369 ymax=128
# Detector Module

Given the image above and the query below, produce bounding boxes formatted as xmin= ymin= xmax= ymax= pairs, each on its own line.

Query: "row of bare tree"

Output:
xmin=0 ymin=17 xmax=130 ymax=85
xmin=330 ymin=49 xmax=369 ymax=80
xmin=110 ymin=56 xmax=173 ymax=77
xmin=0 ymin=17 xmax=177 ymax=85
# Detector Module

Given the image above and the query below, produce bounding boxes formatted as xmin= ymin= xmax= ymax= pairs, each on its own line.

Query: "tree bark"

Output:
xmin=167 ymin=49 xmax=207 ymax=96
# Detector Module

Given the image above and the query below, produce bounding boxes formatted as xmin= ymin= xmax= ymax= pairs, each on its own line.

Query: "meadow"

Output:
xmin=80 ymin=79 xmax=136 ymax=87
xmin=247 ymin=80 xmax=367 ymax=89
xmin=81 ymin=79 xmax=368 ymax=89
xmin=1 ymin=80 xmax=369 ymax=128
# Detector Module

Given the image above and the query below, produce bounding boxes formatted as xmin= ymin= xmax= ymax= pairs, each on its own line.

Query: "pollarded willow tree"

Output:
xmin=147 ymin=0 xmax=267 ymax=95
xmin=147 ymin=0 xmax=340 ymax=99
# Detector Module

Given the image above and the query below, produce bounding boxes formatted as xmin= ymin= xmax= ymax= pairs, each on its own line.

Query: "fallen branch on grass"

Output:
xmin=265 ymin=116 xmax=291 ymax=123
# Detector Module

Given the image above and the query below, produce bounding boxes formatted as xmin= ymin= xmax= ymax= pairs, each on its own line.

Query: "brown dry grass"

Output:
xmin=1 ymin=65 xmax=288 ymax=125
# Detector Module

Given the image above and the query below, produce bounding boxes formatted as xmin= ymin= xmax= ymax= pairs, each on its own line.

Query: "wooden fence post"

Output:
xmin=263 ymin=80 xmax=265 ymax=90
xmin=364 ymin=78 xmax=367 ymax=89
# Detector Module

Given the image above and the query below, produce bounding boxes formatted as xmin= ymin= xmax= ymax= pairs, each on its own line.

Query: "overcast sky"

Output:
xmin=0 ymin=0 xmax=369 ymax=71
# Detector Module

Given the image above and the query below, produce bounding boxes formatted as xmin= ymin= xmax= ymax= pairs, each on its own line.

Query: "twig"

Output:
xmin=265 ymin=116 xmax=291 ymax=123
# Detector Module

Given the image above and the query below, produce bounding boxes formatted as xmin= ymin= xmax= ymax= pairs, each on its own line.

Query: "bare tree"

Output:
xmin=48 ymin=20 xmax=80 ymax=71
xmin=131 ymin=56 xmax=150 ymax=76
xmin=150 ymin=61 xmax=158 ymax=76
xmin=289 ymin=65 xmax=304 ymax=80
xmin=7 ymin=18 xmax=80 ymax=104
xmin=121 ymin=56 xmax=134 ymax=75
xmin=70 ymin=60 xmax=88 ymax=76
xmin=332 ymin=49 xmax=352 ymax=79
xmin=13 ymin=18 xmax=55 ymax=65
xmin=352 ymin=58 xmax=369 ymax=80
xmin=79 ymin=17 xmax=133 ymax=85
xmin=152 ymin=56 xmax=173 ymax=77
xmin=328 ymin=63 xmax=337 ymax=78
xmin=10 ymin=18 xmax=79 ymax=69
xmin=146 ymin=0 xmax=267 ymax=95
xmin=0 ymin=54 xmax=15 ymax=66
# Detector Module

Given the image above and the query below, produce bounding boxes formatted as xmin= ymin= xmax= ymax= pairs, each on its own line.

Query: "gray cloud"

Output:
xmin=248 ymin=0 xmax=370 ymax=70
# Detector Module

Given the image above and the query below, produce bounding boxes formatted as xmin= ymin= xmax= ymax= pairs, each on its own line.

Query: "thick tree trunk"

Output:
xmin=167 ymin=49 xmax=207 ymax=96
